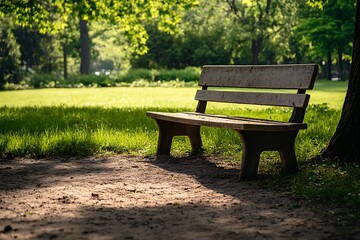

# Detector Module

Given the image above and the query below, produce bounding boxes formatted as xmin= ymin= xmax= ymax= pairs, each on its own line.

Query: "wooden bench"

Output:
xmin=146 ymin=64 xmax=318 ymax=180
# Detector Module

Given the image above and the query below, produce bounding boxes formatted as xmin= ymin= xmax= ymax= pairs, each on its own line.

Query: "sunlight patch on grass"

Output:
xmin=0 ymin=79 xmax=347 ymax=109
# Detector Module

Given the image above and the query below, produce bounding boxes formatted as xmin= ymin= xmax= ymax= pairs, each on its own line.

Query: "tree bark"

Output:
xmin=63 ymin=42 xmax=68 ymax=79
xmin=250 ymin=0 xmax=271 ymax=65
xmin=321 ymin=0 xmax=360 ymax=163
xmin=338 ymin=49 xmax=343 ymax=80
xmin=327 ymin=51 xmax=332 ymax=80
xmin=79 ymin=19 xmax=91 ymax=75
xmin=251 ymin=39 xmax=260 ymax=64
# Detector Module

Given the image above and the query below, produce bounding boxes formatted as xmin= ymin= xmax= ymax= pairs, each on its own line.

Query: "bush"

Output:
xmin=67 ymin=74 xmax=115 ymax=87
xmin=157 ymin=67 xmax=201 ymax=82
xmin=116 ymin=69 xmax=156 ymax=83
xmin=127 ymin=79 xmax=197 ymax=87
xmin=115 ymin=67 xmax=201 ymax=83
xmin=3 ymin=81 xmax=30 ymax=90
xmin=4 ymin=67 xmax=202 ymax=89
xmin=30 ymin=74 xmax=61 ymax=88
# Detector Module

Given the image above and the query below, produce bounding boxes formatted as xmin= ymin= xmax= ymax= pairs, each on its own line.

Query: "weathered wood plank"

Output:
xmin=146 ymin=111 xmax=307 ymax=131
xmin=195 ymin=90 xmax=310 ymax=108
xmin=199 ymin=64 xmax=318 ymax=89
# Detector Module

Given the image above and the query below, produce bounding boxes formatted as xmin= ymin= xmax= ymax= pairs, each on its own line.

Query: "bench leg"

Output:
xmin=157 ymin=128 xmax=173 ymax=156
xmin=188 ymin=126 xmax=204 ymax=155
xmin=240 ymin=144 xmax=261 ymax=180
xmin=237 ymin=131 xmax=299 ymax=180
xmin=279 ymin=137 xmax=299 ymax=175
xmin=154 ymin=119 xmax=203 ymax=156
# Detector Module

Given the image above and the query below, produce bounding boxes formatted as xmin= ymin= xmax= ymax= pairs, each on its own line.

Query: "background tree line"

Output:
xmin=0 ymin=0 xmax=356 ymax=89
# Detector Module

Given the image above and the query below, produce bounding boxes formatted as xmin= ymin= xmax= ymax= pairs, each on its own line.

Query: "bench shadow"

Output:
xmin=150 ymin=154 xmax=266 ymax=197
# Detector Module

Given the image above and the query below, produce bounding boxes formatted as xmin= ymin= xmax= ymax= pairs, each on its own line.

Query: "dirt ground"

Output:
xmin=0 ymin=155 xmax=359 ymax=240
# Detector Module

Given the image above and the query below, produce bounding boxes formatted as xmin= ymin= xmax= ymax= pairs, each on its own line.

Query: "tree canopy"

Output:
xmin=0 ymin=0 xmax=198 ymax=54
xmin=0 ymin=0 xmax=356 ymax=82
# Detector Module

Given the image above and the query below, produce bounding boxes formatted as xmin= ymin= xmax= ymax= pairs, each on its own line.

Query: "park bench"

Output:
xmin=146 ymin=64 xmax=318 ymax=180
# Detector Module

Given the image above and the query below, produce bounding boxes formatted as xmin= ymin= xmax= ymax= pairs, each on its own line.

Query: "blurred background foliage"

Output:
xmin=0 ymin=0 xmax=356 ymax=89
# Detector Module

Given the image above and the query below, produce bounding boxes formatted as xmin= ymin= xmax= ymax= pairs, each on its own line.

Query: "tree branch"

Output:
xmin=225 ymin=0 xmax=246 ymax=24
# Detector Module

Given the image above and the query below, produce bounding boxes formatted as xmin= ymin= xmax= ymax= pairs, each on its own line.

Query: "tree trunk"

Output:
xmin=251 ymin=39 xmax=260 ymax=64
xmin=327 ymin=51 xmax=332 ymax=80
xmin=250 ymin=0 xmax=270 ymax=65
xmin=79 ymin=19 xmax=91 ymax=75
xmin=321 ymin=0 xmax=360 ymax=163
xmin=338 ymin=49 xmax=343 ymax=81
xmin=251 ymin=35 xmax=263 ymax=65
xmin=63 ymin=42 xmax=68 ymax=79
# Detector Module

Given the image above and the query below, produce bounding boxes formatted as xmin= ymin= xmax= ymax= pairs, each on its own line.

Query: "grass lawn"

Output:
xmin=0 ymin=79 xmax=347 ymax=158
xmin=1 ymin=79 xmax=359 ymax=224
xmin=0 ymin=79 xmax=348 ymax=109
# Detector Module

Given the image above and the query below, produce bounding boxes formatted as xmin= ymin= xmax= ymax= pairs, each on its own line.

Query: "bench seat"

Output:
xmin=146 ymin=111 xmax=307 ymax=131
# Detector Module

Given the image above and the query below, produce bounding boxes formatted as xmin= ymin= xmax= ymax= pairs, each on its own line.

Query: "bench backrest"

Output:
xmin=195 ymin=64 xmax=318 ymax=123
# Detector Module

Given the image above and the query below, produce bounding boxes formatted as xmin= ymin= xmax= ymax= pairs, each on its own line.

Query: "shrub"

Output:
xmin=6 ymin=67 xmax=202 ymax=89
xmin=157 ymin=67 xmax=201 ymax=82
xmin=116 ymin=69 xmax=156 ymax=83
xmin=67 ymin=74 xmax=115 ymax=87
xmin=116 ymin=67 xmax=201 ymax=83
xmin=30 ymin=74 xmax=61 ymax=88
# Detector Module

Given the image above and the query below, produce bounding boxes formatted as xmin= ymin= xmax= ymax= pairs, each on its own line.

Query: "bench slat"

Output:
xmin=195 ymin=90 xmax=310 ymax=108
xmin=199 ymin=64 xmax=318 ymax=89
xmin=146 ymin=111 xmax=307 ymax=131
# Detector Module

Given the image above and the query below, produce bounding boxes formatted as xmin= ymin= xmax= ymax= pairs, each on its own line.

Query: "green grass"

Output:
xmin=292 ymin=162 xmax=360 ymax=223
xmin=309 ymin=79 xmax=348 ymax=108
xmin=0 ymin=79 xmax=348 ymax=161
xmin=1 ymin=79 xmax=358 ymax=227
xmin=0 ymin=79 xmax=348 ymax=108
xmin=0 ymin=106 xmax=159 ymax=157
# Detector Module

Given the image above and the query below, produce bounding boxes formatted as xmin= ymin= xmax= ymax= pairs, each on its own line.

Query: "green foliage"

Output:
xmin=296 ymin=0 xmax=355 ymax=67
xmin=0 ymin=0 xmax=356 ymax=80
xmin=0 ymin=17 xmax=22 ymax=89
xmin=306 ymin=0 xmax=328 ymax=9
xmin=128 ymin=79 xmax=197 ymax=88
xmin=221 ymin=0 xmax=301 ymax=64
xmin=90 ymin=21 xmax=132 ymax=71
xmin=131 ymin=8 xmax=235 ymax=68
xmin=116 ymin=67 xmax=201 ymax=83
xmin=0 ymin=0 xmax=199 ymax=54
xmin=12 ymin=26 xmax=64 ymax=75
xmin=116 ymin=68 xmax=156 ymax=83
xmin=67 ymin=74 xmax=113 ymax=87
xmin=30 ymin=74 xmax=61 ymax=88
xmin=1 ymin=66 xmax=201 ymax=89
xmin=156 ymin=67 xmax=201 ymax=82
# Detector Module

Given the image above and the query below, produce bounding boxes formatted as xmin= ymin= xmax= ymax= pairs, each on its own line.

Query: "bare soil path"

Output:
xmin=0 ymin=155 xmax=355 ymax=239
